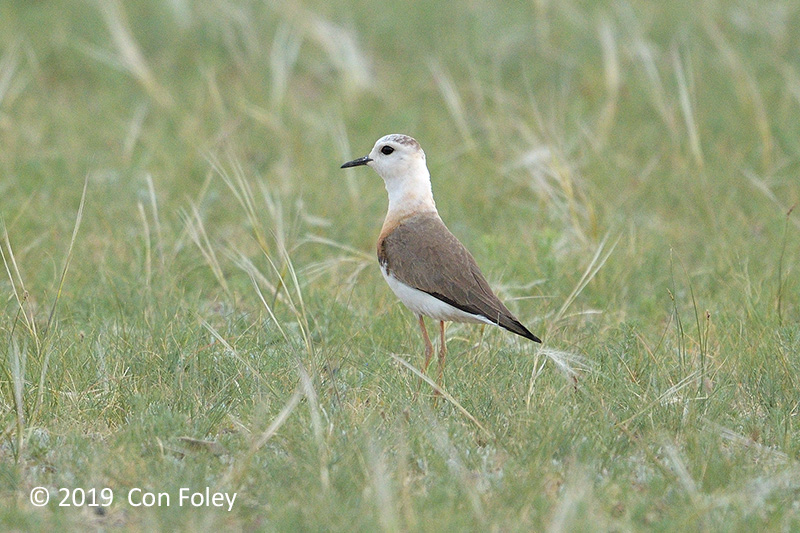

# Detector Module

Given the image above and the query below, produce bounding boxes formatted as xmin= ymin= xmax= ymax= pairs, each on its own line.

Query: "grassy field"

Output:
xmin=1 ymin=0 xmax=799 ymax=530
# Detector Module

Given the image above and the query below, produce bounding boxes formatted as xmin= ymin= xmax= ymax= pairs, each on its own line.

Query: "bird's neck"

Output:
xmin=381 ymin=170 xmax=438 ymax=236
xmin=385 ymin=174 xmax=436 ymax=215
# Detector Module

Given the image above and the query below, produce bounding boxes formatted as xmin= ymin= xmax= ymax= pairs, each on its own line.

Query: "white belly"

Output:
xmin=380 ymin=266 xmax=494 ymax=325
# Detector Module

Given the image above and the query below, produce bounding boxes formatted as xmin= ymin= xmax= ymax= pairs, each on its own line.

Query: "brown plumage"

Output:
xmin=378 ymin=212 xmax=540 ymax=342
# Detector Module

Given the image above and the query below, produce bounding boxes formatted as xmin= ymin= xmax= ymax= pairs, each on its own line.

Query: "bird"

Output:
xmin=341 ymin=134 xmax=541 ymax=383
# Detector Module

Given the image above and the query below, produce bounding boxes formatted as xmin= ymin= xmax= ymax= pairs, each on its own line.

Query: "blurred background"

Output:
xmin=1 ymin=0 xmax=797 ymax=299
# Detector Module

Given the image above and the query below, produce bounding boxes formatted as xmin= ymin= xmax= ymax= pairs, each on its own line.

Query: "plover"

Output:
xmin=341 ymin=134 xmax=541 ymax=382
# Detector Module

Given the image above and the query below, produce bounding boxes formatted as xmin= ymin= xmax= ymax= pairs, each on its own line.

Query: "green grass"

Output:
xmin=1 ymin=0 xmax=799 ymax=530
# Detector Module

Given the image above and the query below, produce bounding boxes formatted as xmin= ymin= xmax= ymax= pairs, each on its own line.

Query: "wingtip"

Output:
xmin=525 ymin=330 xmax=543 ymax=343
xmin=502 ymin=318 xmax=542 ymax=343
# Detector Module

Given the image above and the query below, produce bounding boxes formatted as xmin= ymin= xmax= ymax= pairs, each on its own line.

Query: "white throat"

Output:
xmin=383 ymin=164 xmax=437 ymax=220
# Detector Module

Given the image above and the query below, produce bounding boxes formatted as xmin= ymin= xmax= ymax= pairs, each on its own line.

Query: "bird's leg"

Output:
xmin=418 ymin=315 xmax=434 ymax=374
xmin=437 ymin=321 xmax=447 ymax=383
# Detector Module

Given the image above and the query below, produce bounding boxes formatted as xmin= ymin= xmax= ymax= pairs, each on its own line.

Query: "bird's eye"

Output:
xmin=381 ymin=145 xmax=395 ymax=155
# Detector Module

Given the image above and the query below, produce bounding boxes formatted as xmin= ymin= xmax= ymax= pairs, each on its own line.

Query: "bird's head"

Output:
xmin=341 ymin=134 xmax=433 ymax=212
xmin=342 ymin=134 xmax=428 ymax=184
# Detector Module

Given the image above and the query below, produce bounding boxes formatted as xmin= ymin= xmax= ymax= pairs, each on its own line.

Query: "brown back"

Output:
xmin=378 ymin=212 xmax=539 ymax=341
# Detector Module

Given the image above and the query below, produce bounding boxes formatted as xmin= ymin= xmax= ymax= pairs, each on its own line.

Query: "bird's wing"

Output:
xmin=378 ymin=212 xmax=539 ymax=341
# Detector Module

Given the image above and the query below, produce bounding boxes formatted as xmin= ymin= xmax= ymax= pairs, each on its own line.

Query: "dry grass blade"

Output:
xmin=208 ymin=151 xmax=296 ymax=309
xmin=200 ymin=319 xmax=279 ymax=398
xmin=32 ymin=176 xmax=89 ymax=420
xmin=44 ymin=176 xmax=88 ymax=335
xmin=182 ymin=203 xmax=231 ymax=296
xmin=546 ymin=467 xmax=591 ymax=533
xmin=298 ymin=363 xmax=330 ymax=489
xmin=96 ymin=0 xmax=171 ymax=107
xmin=366 ymin=437 xmax=401 ymax=533
xmin=423 ymin=414 xmax=486 ymax=524
xmin=221 ymin=387 xmax=303 ymax=489
xmin=703 ymin=15 xmax=772 ymax=170
xmin=176 ymin=436 xmax=227 ymax=456
xmin=617 ymin=370 xmax=700 ymax=428
xmin=504 ymin=146 xmax=592 ymax=246
xmin=388 ymin=353 xmax=493 ymax=439
xmin=633 ymin=40 xmax=678 ymax=136
xmin=662 ymin=441 xmax=699 ymax=500
xmin=525 ymin=347 xmax=548 ymax=409
xmin=144 ymin=173 xmax=165 ymax=266
xmin=242 ymin=264 xmax=292 ymax=345
xmin=122 ymin=103 xmax=148 ymax=161
xmin=207 ymin=151 xmax=271 ymax=255
xmin=776 ymin=205 xmax=796 ymax=325
xmin=239 ymin=233 xmax=316 ymax=363
xmin=1 ymin=176 xmax=87 ymax=451
xmin=267 ymin=1 xmax=373 ymax=91
xmin=269 ymin=23 xmax=302 ymax=108
xmin=307 ymin=17 xmax=373 ymax=91
xmin=304 ymin=234 xmax=373 ymax=263
xmin=672 ymin=48 xmax=704 ymax=168
xmin=744 ymin=171 xmax=800 ymax=230
xmin=227 ymin=250 xmax=289 ymax=307
xmin=595 ymin=18 xmax=620 ymax=145
xmin=301 ymin=234 xmax=373 ymax=288
xmin=1 ymin=225 xmax=37 ymax=342
xmin=136 ymin=201 xmax=152 ymax=288
xmin=251 ymin=389 xmax=303 ymax=451
xmin=553 ymin=233 xmax=619 ymax=326
xmin=7 ymin=338 xmax=26 ymax=461
xmin=277 ymin=243 xmax=316 ymax=360
xmin=429 ymin=59 xmax=475 ymax=149
xmin=0 ymin=38 xmax=23 ymax=107
xmin=329 ymin=119 xmax=361 ymax=202
xmin=703 ymin=419 xmax=789 ymax=467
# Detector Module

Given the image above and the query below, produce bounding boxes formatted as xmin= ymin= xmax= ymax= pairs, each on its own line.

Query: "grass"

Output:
xmin=1 ymin=0 xmax=799 ymax=530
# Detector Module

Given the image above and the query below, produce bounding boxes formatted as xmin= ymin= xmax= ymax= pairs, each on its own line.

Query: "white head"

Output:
xmin=341 ymin=134 xmax=436 ymax=216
